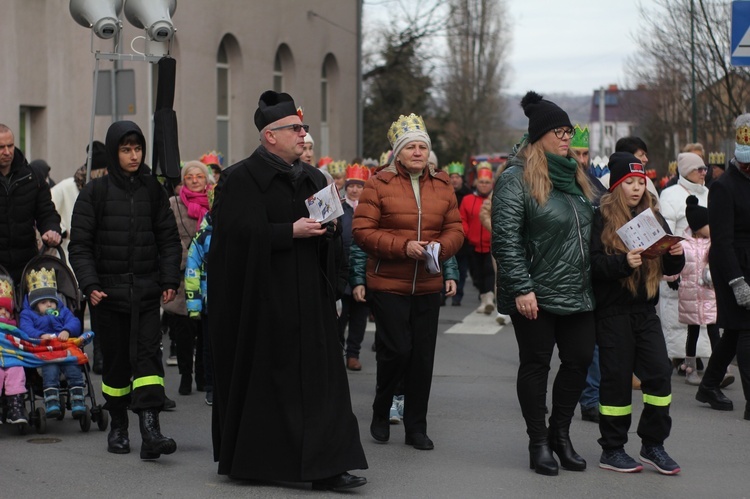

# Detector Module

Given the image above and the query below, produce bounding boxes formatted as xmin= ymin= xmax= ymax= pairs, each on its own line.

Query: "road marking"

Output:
xmin=444 ymin=311 xmax=506 ymax=335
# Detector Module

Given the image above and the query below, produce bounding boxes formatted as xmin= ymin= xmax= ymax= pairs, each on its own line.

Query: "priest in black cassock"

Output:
xmin=208 ymin=90 xmax=367 ymax=491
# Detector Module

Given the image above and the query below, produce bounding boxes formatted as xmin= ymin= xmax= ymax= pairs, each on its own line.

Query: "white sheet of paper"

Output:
xmin=305 ymin=183 xmax=344 ymax=224
xmin=615 ymin=208 xmax=666 ymax=251
xmin=425 ymin=242 xmax=441 ymax=274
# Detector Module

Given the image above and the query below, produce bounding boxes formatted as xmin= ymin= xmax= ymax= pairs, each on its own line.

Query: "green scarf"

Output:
xmin=545 ymin=152 xmax=584 ymax=197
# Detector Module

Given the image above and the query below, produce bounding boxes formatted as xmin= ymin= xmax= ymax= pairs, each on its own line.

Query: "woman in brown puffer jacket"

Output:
xmin=352 ymin=113 xmax=464 ymax=451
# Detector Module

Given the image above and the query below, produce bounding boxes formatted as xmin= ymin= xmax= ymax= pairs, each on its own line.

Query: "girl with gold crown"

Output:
xmin=0 ymin=274 xmax=29 ymax=425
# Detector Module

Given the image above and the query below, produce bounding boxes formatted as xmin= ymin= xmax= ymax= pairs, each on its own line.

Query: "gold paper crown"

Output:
xmin=668 ymin=161 xmax=678 ymax=176
xmin=379 ymin=150 xmax=392 ymax=166
xmin=387 ymin=114 xmax=428 ymax=147
xmin=26 ymin=267 xmax=57 ymax=293
xmin=0 ymin=278 xmax=13 ymax=300
xmin=708 ymin=152 xmax=726 ymax=165
xmin=476 ymin=161 xmax=492 ymax=170
xmin=737 ymin=124 xmax=750 ymax=146
xmin=328 ymin=160 xmax=347 ymax=176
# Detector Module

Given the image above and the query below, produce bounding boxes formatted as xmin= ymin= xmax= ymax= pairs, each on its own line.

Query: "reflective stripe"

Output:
xmin=132 ymin=375 xmax=164 ymax=389
xmin=643 ymin=393 xmax=672 ymax=407
xmin=102 ymin=383 xmax=131 ymax=397
xmin=599 ymin=404 xmax=632 ymax=416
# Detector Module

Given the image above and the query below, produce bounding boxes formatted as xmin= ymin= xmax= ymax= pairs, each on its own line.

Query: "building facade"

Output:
xmin=588 ymin=84 xmax=649 ymax=159
xmin=1 ymin=1 xmax=359 ymax=178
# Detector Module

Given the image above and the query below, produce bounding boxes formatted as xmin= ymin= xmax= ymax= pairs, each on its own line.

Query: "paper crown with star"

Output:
xmin=345 ymin=164 xmax=371 ymax=185
xmin=446 ymin=162 xmax=465 ymax=175
xmin=26 ymin=267 xmax=59 ymax=309
xmin=328 ymin=160 xmax=347 ymax=176
xmin=200 ymin=151 xmax=224 ymax=167
xmin=570 ymin=124 xmax=590 ymax=149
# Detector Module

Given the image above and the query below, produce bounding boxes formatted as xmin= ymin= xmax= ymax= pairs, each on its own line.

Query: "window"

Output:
xmin=273 ymin=52 xmax=283 ymax=92
xmin=320 ymin=54 xmax=338 ymax=157
xmin=605 ymin=125 xmax=614 ymax=136
xmin=217 ymin=42 xmax=230 ymax=157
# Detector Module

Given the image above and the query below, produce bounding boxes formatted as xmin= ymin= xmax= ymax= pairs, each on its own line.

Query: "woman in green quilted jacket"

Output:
xmin=492 ymin=91 xmax=596 ymax=476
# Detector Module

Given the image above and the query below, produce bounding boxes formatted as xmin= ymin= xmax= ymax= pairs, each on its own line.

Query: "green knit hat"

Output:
xmin=570 ymin=124 xmax=590 ymax=149
xmin=446 ymin=162 xmax=464 ymax=175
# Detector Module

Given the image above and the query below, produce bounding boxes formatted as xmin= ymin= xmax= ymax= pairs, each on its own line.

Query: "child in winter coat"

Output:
xmin=185 ymin=214 xmax=213 ymax=406
xmin=0 ymin=275 xmax=29 ymax=425
xmin=677 ymin=196 xmax=724 ymax=386
xmin=591 ymin=152 xmax=685 ymax=475
xmin=19 ymin=267 xmax=85 ymax=419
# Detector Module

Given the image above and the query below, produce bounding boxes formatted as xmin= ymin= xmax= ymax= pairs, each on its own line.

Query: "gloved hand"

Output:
xmin=667 ymin=277 xmax=680 ymax=291
xmin=730 ymin=277 xmax=750 ymax=309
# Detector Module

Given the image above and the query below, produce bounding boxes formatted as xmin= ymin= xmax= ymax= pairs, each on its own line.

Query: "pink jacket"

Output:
xmin=678 ymin=230 xmax=716 ymax=325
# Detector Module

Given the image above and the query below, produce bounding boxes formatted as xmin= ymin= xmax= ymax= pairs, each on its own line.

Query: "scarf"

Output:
xmin=545 ymin=152 xmax=584 ymax=198
xmin=180 ymin=186 xmax=210 ymax=230
xmin=257 ymin=145 xmax=305 ymax=187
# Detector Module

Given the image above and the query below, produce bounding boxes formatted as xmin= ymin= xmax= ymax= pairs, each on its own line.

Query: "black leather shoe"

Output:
xmin=179 ymin=374 xmax=192 ymax=395
xmin=696 ymin=385 xmax=733 ymax=411
xmin=107 ymin=410 xmax=130 ymax=454
xmin=370 ymin=415 xmax=389 ymax=443
xmin=163 ymin=396 xmax=176 ymax=411
xmin=405 ymin=433 xmax=434 ymax=450
xmin=580 ymin=405 xmax=600 ymax=423
xmin=548 ymin=429 xmax=586 ymax=471
xmin=312 ymin=472 xmax=367 ymax=491
xmin=529 ymin=441 xmax=559 ymax=476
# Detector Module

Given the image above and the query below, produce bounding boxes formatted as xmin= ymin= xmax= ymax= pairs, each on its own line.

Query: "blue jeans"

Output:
xmin=579 ymin=344 xmax=600 ymax=410
xmin=42 ymin=363 xmax=84 ymax=389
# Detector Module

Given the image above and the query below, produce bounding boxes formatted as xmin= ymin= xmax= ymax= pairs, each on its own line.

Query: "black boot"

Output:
xmin=138 ymin=409 xmax=177 ymax=459
xmin=178 ymin=374 xmax=192 ymax=396
xmin=528 ymin=440 xmax=559 ymax=476
xmin=696 ymin=384 xmax=733 ymax=411
xmin=548 ymin=427 xmax=586 ymax=471
xmin=92 ymin=337 xmax=103 ymax=374
xmin=7 ymin=394 xmax=28 ymax=424
xmin=107 ymin=409 xmax=130 ymax=454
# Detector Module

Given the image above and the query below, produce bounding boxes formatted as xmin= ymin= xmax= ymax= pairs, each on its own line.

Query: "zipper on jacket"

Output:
xmin=412 ymin=205 xmax=422 ymax=295
xmin=566 ymin=194 xmax=591 ymax=309
xmin=128 ymin=177 xmax=136 ymax=272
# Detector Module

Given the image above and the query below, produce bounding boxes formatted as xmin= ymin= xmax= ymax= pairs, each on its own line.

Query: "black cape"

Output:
xmin=208 ymin=148 xmax=367 ymax=481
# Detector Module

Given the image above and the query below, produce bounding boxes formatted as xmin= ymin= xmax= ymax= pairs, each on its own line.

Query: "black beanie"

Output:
xmin=520 ymin=91 xmax=572 ymax=143
xmin=86 ymin=140 xmax=107 ymax=171
xmin=607 ymin=152 xmax=646 ymax=192
xmin=685 ymin=195 xmax=708 ymax=232
xmin=254 ymin=90 xmax=298 ymax=131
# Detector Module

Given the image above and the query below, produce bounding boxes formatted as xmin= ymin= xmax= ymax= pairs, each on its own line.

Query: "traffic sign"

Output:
xmin=732 ymin=1 xmax=750 ymax=66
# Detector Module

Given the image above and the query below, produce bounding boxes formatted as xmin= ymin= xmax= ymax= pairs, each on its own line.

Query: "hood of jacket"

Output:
xmin=105 ymin=121 xmax=151 ymax=189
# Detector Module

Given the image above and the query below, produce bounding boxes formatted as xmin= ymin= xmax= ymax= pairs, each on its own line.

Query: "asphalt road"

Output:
xmin=1 ymin=297 xmax=748 ymax=498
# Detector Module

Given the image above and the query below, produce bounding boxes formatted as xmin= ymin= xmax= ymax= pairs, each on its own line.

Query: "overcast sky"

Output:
xmin=364 ymin=0 xmax=644 ymax=96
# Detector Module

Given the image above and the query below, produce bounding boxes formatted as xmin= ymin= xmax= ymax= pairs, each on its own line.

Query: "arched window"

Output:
xmin=217 ymin=41 xmax=230 ymax=158
xmin=320 ymin=54 xmax=338 ymax=157
xmin=273 ymin=51 xmax=283 ymax=92
xmin=273 ymin=44 xmax=295 ymax=94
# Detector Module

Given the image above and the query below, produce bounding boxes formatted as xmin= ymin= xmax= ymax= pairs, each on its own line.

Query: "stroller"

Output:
xmin=13 ymin=247 xmax=108 ymax=434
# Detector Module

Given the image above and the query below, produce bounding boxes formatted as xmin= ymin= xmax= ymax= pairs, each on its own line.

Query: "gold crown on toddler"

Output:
xmin=0 ymin=278 xmax=13 ymax=300
xmin=26 ymin=267 xmax=57 ymax=293
xmin=387 ymin=114 xmax=427 ymax=148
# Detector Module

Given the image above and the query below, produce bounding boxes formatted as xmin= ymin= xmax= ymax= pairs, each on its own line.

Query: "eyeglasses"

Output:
xmin=553 ymin=128 xmax=576 ymax=140
xmin=269 ymin=123 xmax=310 ymax=133
xmin=184 ymin=174 xmax=206 ymax=181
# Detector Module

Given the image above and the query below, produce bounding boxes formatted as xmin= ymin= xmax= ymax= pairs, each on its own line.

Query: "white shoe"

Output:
xmin=389 ymin=396 xmax=402 ymax=424
xmin=495 ymin=313 xmax=511 ymax=325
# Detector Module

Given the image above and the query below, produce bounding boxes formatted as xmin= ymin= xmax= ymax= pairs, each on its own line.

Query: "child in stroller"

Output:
xmin=0 ymin=274 xmax=28 ymax=425
xmin=19 ymin=267 xmax=85 ymax=419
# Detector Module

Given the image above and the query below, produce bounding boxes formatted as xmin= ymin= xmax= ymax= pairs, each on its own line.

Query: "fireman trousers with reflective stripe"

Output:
xmin=596 ymin=309 xmax=673 ymax=450
xmin=92 ymin=304 xmax=166 ymax=412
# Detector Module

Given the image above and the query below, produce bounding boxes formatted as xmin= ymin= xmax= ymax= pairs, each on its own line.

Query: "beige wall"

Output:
xmin=1 ymin=0 xmax=359 ymax=178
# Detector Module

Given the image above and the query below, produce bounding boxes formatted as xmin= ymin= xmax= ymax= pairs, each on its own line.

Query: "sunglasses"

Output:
xmin=269 ymin=123 xmax=310 ymax=133
xmin=184 ymin=174 xmax=206 ymax=181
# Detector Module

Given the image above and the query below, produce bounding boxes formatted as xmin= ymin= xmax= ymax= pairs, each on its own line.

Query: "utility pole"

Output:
xmin=691 ymin=0 xmax=697 ymax=142
xmin=356 ymin=0 xmax=363 ymax=157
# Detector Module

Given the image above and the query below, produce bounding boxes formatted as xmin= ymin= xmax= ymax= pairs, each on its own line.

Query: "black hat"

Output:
xmin=607 ymin=152 xmax=646 ymax=192
xmin=685 ymin=195 xmax=708 ymax=232
xmin=254 ymin=90 xmax=298 ymax=131
xmin=86 ymin=140 xmax=107 ymax=170
xmin=520 ymin=91 xmax=572 ymax=143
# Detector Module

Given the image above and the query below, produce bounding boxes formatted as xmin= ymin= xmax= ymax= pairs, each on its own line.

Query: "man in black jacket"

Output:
xmin=69 ymin=121 xmax=182 ymax=459
xmin=0 ymin=124 xmax=61 ymax=283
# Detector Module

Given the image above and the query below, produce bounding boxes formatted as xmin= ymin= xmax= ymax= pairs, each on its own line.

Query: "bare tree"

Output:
xmin=440 ymin=0 xmax=510 ymax=165
xmin=629 ymin=0 xmax=750 ymax=168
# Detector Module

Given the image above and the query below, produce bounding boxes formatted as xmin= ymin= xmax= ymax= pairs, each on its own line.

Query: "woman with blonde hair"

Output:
xmin=492 ymin=91 xmax=596 ymax=476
